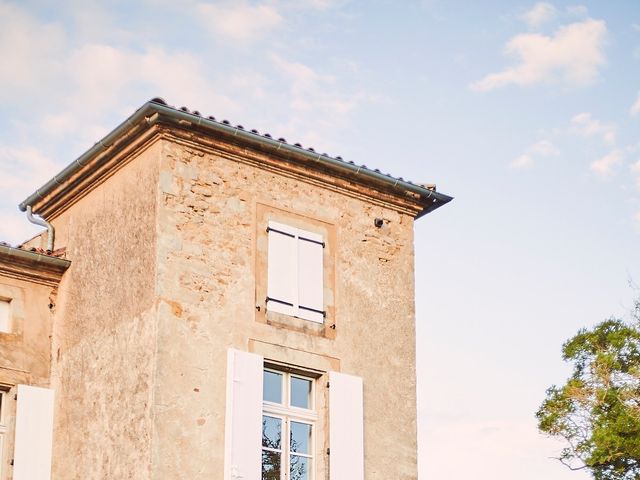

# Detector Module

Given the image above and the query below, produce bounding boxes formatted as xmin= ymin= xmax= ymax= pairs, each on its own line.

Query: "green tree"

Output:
xmin=537 ymin=297 xmax=640 ymax=479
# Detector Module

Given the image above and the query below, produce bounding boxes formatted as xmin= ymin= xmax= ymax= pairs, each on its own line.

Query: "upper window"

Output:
xmin=266 ymin=221 xmax=324 ymax=323
xmin=262 ymin=368 xmax=316 ymax=480
xmin=0 ymin=299 xmax=10 ymax=333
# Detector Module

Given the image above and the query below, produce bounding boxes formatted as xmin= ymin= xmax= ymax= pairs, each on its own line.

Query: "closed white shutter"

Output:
xmin=13 ymin=385 xmax=54 ymax=480
xmin=297 ymin=231 xmax=324 ymax=323
xmin=329 ymin=372 xmax=364 ymax=480
xmin=224 ymin=349 xmax=263 ymax=480
xmin=267 ymin=221 xmax=297 ymax=317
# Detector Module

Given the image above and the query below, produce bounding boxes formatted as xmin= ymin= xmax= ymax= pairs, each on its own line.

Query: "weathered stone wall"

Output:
xmin=152 ymin=137 xmax=418 ymax=479
xmin=47 ymin=141 xmax=161 ymax=480
xmin=0 ymin=274 xmax=55 ymax=480
xmin=0 ymin=276 xmax=53 ymax=386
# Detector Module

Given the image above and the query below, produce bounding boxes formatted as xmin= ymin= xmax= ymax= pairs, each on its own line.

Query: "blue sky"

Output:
xmin=1 ymin=1 xmax=639 ymax=478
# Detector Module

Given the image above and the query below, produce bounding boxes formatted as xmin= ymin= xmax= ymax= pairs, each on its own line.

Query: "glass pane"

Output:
xmin=262 ymin=416 xmax=282 ymax=449
xmin=290 ymin=421 xmax=311 ymax=454
xmin=290 ymin=455 xmax=310 ymax=480
xmin=263 ymin=371 xmax=282 ymax=403
xmin=290 ymin=376 xmax=312 ymax=409
xmin=262 ymin=450 xmax=281 ymax=480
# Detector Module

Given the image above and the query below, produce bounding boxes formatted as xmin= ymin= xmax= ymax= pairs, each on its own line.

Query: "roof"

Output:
xmin=0 ymin=243 xmax=70 ymax=286
xmin=19 ymin=98 xmax=453 ymax=218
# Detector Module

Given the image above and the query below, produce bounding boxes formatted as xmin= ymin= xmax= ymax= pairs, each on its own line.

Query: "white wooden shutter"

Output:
xmin=13 ymin=385 xmax=54 ymax=480
xmin=297 ymin=231 xmax=324 ymax=323
xmin=329 ymin=371 xmax=364 ymax=480
xmin=224 ymin=349 xmax=263 ymax=480
xmin=267 ymin=221 xmax=297 ymax=317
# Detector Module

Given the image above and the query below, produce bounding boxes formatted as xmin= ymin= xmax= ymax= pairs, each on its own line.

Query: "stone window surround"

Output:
xmin=255 ymin=203 xmax=337 ymax=340
xmin=0 ymin=283 xmax=25 ymax=339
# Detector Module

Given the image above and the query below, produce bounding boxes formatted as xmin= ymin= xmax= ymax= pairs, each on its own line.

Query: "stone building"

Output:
xmin=0 ymin=98 xmax=452 ymax=479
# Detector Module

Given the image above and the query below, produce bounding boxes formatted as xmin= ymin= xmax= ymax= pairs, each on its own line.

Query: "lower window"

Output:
xmin=262 ymin=369 xmax=316 ymax=480
xmin=0 ymin=390 xmax=6 ymax=477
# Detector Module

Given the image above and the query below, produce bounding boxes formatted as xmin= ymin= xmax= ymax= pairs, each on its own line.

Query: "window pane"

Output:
xmin=262 ymin=416 xmax=282 ymax=449
xmin=290 ymin=455 xmax=310 ymax=480
xmin=263 ymin=371 xmax=282 ymax=403
xmin=262 ymin=450 xmax=281 ymax=480
xmin=290 ymin=421 xmax=311 ymax=454
xmin=290 ymin=377 xmax=312 ymax=409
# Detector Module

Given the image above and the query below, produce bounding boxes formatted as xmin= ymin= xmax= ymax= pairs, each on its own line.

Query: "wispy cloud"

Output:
xmin=522 ymin=2 xmax=556 ymax=29
xmin=0 ymin=144 xmax=64 ymax=243
xmin=268 ymin=54 xmax=374 ymax=147
xmin=590 ymin=149 xmax=624 ymax=177
xmin=471 ymin=19 xmax=606 ymax=91
xmin=630 ymin=92 xmax=640 ymax=117
xmin=570 ymin=112 xmax=616 ymax=144
xmin=631 ymin=159 xmax=640 ymax=191
xmin=510 ymin=140 xmax=559 ymax=169
xmin=195 ymin=3 xmax=283 ymax=43
xmin=0 ymin=3 xmax=66 ymax=103
xmin=566 ymin=5 xmax=589 ymax=18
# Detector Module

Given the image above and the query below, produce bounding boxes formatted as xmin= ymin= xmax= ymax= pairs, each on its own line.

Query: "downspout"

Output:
xmin=25 ymin=206 xmax=55 ymax=252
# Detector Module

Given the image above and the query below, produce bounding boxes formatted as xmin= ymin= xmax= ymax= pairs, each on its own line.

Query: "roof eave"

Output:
xmin=19 ymin=99 xmax=453 ymax=219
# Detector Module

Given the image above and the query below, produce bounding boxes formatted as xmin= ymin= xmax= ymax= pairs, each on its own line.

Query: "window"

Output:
xmin=266 ymin=221 xmax=324 ymax=323
xmin=262 ymin=368 xmax=316 ymax=480
xmin=0 ymin=299 xmax=10 ymax=333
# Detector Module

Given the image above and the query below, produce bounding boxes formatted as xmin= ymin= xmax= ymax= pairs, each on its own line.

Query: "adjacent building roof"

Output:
xmin=0 ymin=243 xmax=70 ymax=286
xmin=19 ymin=98 xmax=453 ymax=219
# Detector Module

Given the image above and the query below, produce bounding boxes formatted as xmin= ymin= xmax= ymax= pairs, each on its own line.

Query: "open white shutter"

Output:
xmin=297 ymin=230 xmax=324 ymax=323
xmin=267 ymin=221 xmax=297 ymax=317
xmin=13 ymin=385 xmax=54 ymax=480
xmin=224 ymin=349 xmax=263 ymax=480
xmin=329 ymin=371 xmax=364 ymax=480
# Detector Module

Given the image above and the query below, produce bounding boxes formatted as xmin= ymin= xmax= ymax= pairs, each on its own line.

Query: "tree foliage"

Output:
xmin=537 ymin=298 xmax=640 ymax=479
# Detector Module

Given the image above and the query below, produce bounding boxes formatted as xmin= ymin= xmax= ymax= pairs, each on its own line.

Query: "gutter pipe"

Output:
xmin=26 ymin=206 xmax=55 ymax=252
xmin=19 ymin=99 xmax=453 ymax=217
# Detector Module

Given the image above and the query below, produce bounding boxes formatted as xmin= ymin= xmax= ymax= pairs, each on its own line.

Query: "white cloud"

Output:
xmin=630 ymin=92 xmax=640 ymax=117
xmin=471 ymin=19 xmax=606 ymax=91
xmin=0 ymin=145 xmax=61 ymax=199
xmin=570 ymin=112 xmax=616 ymax=144
xmin=30 ymin=43 xmax=238 ymax=149
xmin=0 ymin=144 xmax=64 ymax=244
xmin=522 ymin=3 xmax=556 ymax=29
xmin=268 ymin=54 xmax=374 ymax=147
xmin=511 ymin=154 xmax=534 ymax=169
xmin=530 ymin=139 xmax=560 ymax=156
xmin=566 ymin=5 xmax=588 ymax=17
xmin=195 ymin=3 xmax=283 ymax=42
xmin=510 ymin=140 xmax=559 ymax=169
xmin=590 ymin=149 xmax=624 ymax=177
xmin=0 ymin=3 xmax=66 ymax=103
xmin=631 ymin=160 xmax=640 ymax=191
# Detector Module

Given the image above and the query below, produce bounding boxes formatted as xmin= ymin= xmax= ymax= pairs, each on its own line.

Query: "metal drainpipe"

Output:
xmin=25 ymin=206 xmax=55 ymax=252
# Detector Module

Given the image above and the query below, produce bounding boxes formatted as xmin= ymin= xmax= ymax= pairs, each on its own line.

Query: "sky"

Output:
xmin=1 ymin=1 xmax=639 ymax=478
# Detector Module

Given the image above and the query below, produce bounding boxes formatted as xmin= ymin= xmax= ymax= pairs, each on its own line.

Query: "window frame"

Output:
xmin=262 ymin=368 xmax=317 ymax=480
xmin=254 ymin=204 xmax=337 ymax=339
